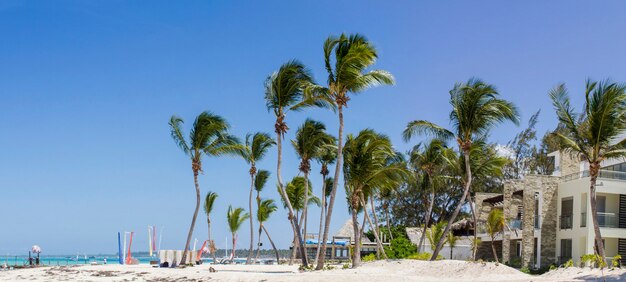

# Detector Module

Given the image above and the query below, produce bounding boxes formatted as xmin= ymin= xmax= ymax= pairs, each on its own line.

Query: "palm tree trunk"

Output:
xmin=315 ymin=173 xmax=327 ymax=266
xmin=255 ymin=225 xmax=262 ymax=263
xmin=589 ymin=171 xmax=607 ymax=267
xmin=180 ymin=169 xmax=201 ymax=265
xmin=351 ymin=202 xmax=361 ymax=268
xmin=384 ymin=204 xmax=393 ymax=242
xmin=369 ymin=195 xmax=384 ymax=258
xmin=490 ymin=235 xmax=499 ymax=263
xmin=246 ymin=172 xmax=255 ymax=264
xmin=418 ymin=191 xmax=434 ymax=253
xmin=468 ymin=194 xmax=478 ymax=261
xmin=207 ymin=217 xmax=215 ymax=264
xmin=430 ymin=150 xmax=472 ymax=260
xmin=288 ymin=218 xmax=297 ymax=265
xmin=262 ymin=225 xmax=281 ymax=263
xmin=275 ymin=130 xmax=308 ymax=266
xmin=302 ymin=169 xmax=310 ymax=261
xmin=361 ymin=195 xmax=388 ymax=259
xmin=316 ymin=105 xmax=344 ymax=270
xmin=450 ymin=246 xmax=453 ymax=260
xmin=231 ymin=233 xmax=237 ymax=261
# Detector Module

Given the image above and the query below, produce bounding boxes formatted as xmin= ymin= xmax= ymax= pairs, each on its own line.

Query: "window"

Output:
xmin=560 ymin=239 xmax=572 ymax=264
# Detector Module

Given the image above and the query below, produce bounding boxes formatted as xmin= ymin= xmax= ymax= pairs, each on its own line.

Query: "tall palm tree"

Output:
xmin=281 ymin=176 xmax=321 ymax=264
xmin=403 ymin=78 xmax=519 ymax=260
xmin=203 ymin=191 xmax=218 ymax=263
xmin=169 ymin=112 xmax=240 ymax=265
xmin=264 ymin=60 xmax=327 ymax=267
xmin=256 ymin=199 xmax=280 ymax=263
xmin=226 ymin=205 xmax=250 ymax=261
xmin=549 ymin=80 xmax=626 ymax=265
xmin=235 ymin=132 xmax=275 ymax=264
xmin=291 ymin=119 xmax=334 ymax=261
xmin=439 ymin=139 xmax=509 ymax=260
xmin=310 ymin=33 xmax=395 ymax=270
xmin=409 ymin=139 xmax=446 ymax=253
xmin=343 ymin=129 xmax=405 ymax=267
xmin=486 ymin=209 xmax=504 ymax=263
xmin=313 ymin=142 xmax=337 ymax=265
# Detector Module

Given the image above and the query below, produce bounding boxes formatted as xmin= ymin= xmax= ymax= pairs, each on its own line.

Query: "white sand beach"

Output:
xmin=1 ymin=260 xmax=624 ymax=282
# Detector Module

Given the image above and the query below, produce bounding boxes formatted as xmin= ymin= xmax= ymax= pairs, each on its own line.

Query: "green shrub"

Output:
xmin=384 ymin=237 xmax=417 ymax=259
xmin=520 ymin=267 xmax=530 ymax=274
xmin=612 ymin=255 xmax=621 ymax=268
xmin=549 ymin=264 xmax=557 ymax=271
xmin=362 ymin=254 xmax=377 ymax=262
xmin=407 ymin=252 xmax=444 ymax=260
xmin=508 ymin=257 xmax=522 ymax=268
xmin=564 ymin=259 xmax=573 ymax=268
xmin=342 ymin=263 xmax=350 ymax=269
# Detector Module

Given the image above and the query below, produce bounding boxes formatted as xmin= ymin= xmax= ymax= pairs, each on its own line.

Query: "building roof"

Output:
xmin=334 ymin=219 xmax=372 ymax=243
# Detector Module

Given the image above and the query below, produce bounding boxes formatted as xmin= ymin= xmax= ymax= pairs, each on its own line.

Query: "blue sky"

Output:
xmin=1 ymin=1 xmax=626 ymax=255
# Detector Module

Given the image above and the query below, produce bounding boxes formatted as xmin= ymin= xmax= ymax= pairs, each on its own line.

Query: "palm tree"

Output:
xmin=409 ymin=139 xmax=446 ymax=253
xmin=427 ymin=221 xmax=448 ymax=252
xmin=226 ymin=205 xmax=250 ymax=261
xmin=235 ymin=132 xmax=275 ymax=264
xmin=448 ymin=232 xmax=459 ymax=259
xmin=403 ymin=78 xmax=519 ymax=260
xmin=291 ymin=119 xmax=334 ymax=261
xmin=253 ymin=169 xmax=271 ymax=263
xmin=309 ymin=33 xmax=395 ymax=270
xmin=264 ymin=60 xmax=326 ymax=267
xmin=313 ymin=139 xmax=337 ymax=265
xmin=439 ymin=139 xmax=509 ymax=260
xmin=281 ymin=176 xmax=321 ymax=264
xmin=486 ymin=209 xmax=504 ymax=263
xmin=169 ymin=112 xmax=240 ymax=265
xmin=549 ymin=80 xmax=626 ymax=265
xmin=343 ymin=129 xmax=405 ymax=267
xmin=256 ymin=199 xmax=280 ymax=263
xmin=203 ymin=191 xmax=218 ymax=263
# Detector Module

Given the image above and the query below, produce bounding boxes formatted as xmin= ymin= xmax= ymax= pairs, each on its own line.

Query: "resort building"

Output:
xmin=475 ymin=150 xmax=626 ymax=268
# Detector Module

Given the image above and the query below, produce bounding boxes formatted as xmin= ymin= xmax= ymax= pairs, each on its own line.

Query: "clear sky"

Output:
xmin=1 ymin=1 xmax=626 ymax=255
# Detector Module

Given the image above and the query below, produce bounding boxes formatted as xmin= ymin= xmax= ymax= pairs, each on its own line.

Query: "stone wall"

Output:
xmin=521 ymin=175 xmax=559 ymax=268
xmin=477 ymin=240 xmax=502 ymax=262
xmin=560 ymin=151 xmax=580 ymax=176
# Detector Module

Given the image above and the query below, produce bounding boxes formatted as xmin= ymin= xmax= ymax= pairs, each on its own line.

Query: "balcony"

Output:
xmin=509 ymin=219 xmax=522 ymax=230
xmin=579 ymin=212 xmax=618 ymax=228
xmin=562 ymin=170 xmax=626 ymax=182
xmin=560 ymin=215 xmax=573 ymax=229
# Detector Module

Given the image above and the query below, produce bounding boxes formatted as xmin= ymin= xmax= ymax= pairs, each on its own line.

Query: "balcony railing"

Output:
xmin=509 ymin=219 xmax=522 ymax=230
xmin=578 ymin=212 xmax=618 ymax=228
xmin=562 ymin=170 xmax=626 ymax=182
xmin=560 ymin=215 xmax=573 ymax=229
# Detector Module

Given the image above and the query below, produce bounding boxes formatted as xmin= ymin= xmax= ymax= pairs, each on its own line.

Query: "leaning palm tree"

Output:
xmin=343 ymin=129 xmax=405 ymax=267
xmin=254 ymin=169 xmax=271 ymax=209
xmin=310 ymin=33 xmax=395 ymax=270
xmin=291 ymin=119 xmax=334 ymax=261
xmin=256 ymin=199 xmax=280 ymax=263
xmin=403 ymin=78 xmax=519 ymax=260
xmin=486 ymin=209 xmax=504 ymax=263
xmin=203 ymin=191 xmax=218 ymax=263
xmin=264 ymin=60 xmax=326 ymax=267
xmin=313 ymin=141 xmax=337 ymax=265
xmin=235 ymin=132 xmax=275 ymax=264
xmin=226 ymin=205 xmax=250 ymax=261
xmin=169 ymin=112 xmax=240 ymax=265
xmin=409 ymin=139 xmax=446 ymax=253
xmin=549 ymin=80 xmax=626 ymax=265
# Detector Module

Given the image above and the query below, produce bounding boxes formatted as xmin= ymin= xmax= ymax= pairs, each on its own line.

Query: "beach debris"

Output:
xmin=209 ymin=267 xmax=217 ymax=273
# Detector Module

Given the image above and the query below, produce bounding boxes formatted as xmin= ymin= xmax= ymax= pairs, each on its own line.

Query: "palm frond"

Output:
xmin=203 ymin=191 xmax=218 ymax=216
xmin=169 ymin=115 xmax=190 ymax=155
xmin=403 ymin=120 xmax=454 ymax=142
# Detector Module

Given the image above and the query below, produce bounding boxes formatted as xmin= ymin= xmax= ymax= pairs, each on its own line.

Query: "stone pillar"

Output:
xmin=560 ymin=151 xmax=580 ymax=176
xmin=522 ymin=179 xmax=536 ymax=268
xmin=502 ymin=181 xmax=514 ymax=264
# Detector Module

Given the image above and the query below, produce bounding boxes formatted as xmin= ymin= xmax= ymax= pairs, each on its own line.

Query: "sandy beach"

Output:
xmin=1 ymin=260 xmax=625 ymax=282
